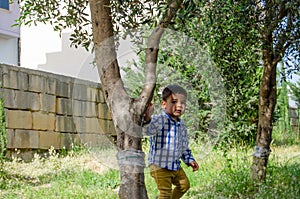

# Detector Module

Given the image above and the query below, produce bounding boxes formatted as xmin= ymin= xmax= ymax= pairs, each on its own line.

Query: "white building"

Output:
xmin=37 ymin=33 xmax=99 ymax=82
xmin=38 ymin=33 xmax=137 ymax=83
xmin=0 ymin=0 xmax=20 ymax=66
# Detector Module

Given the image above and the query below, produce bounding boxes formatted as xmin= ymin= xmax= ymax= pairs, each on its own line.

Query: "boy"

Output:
xmin=144 ymin=84 xmax=199 ymax=199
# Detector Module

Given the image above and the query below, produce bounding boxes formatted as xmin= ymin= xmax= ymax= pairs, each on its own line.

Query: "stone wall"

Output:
xmin=0 ymin=64 xmax=116 ymax=160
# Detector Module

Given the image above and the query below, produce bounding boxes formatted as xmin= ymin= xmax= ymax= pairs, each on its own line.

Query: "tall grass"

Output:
xmin=0 ymin=141 xmax=299 ymax=198
xmin=272 ymin=123 xmax=300 ymax=146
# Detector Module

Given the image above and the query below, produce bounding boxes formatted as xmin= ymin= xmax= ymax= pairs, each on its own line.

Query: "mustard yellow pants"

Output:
xmin=150 ymin=164 xmax=190 ymax=199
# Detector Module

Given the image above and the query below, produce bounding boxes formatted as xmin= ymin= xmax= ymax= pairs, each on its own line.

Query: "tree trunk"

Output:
xmin=88 ymin=0 xmax=167 ymax=197
xmin=116 ymin=123 xmax=148 ymax=199
xmin=250 ymin=0 xmax=296 ymax=182
xmin=251 ymin=47 xmax=277 ymax=181
xmin=89 ymin=1 xmax=149 ymax=198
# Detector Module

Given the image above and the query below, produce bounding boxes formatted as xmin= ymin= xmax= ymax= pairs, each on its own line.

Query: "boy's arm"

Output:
xmin=143 ymin=103 xmax=161 ymax=136
xmin=143 ymin=103 xmax=154 ymax=125
xmin=181 ymin=149 xmax=199 ymax=172
xmin=181 ymin=148 xmax=195 ymax=165
xmin=181 ymin=126 xmax=199 ymax=171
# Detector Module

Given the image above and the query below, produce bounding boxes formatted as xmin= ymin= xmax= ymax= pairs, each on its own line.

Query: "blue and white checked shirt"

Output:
xmin=146 ymin=111 xmax=195 ymax=170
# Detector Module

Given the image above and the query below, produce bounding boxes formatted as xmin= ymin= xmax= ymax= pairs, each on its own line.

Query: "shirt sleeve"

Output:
xmin=180 ymin=125 xmax=195 ymax=165
xmin=145 ymin=114 xmax=164 ymax=136
xmin=181 ymin=148 xmax=195 ymax=165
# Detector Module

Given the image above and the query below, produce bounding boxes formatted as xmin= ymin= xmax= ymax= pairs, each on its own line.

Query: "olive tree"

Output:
xmin=172 ymin=0 xmax=300 ymax=182
xmin=17 ymin=0 xmax=184 ymax=198
xmin=249 ymin=0 xmax=300 ymax=181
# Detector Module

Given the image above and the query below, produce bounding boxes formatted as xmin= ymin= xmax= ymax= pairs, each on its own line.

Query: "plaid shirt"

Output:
xmin=146 ymin=111 xmax=195 ymax=170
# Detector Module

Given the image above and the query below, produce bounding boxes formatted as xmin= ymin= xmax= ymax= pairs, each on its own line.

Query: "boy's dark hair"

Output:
xmin=162 ymin=84 xmax=187 ymax=101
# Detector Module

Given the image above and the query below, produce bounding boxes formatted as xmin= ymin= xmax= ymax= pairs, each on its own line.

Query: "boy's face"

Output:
xmin=162 ymin=93 xmax=186 ymax=120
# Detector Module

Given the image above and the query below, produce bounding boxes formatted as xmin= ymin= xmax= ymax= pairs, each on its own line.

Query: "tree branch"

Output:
xmin=89 ymin=0 xmax=126 ymax=101
xmin=136 ymin=0 xmax=183 ymax=115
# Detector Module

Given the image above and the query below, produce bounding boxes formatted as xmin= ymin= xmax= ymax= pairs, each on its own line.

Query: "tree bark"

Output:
xmin=251 ymin=63 xmax=276 ymax=181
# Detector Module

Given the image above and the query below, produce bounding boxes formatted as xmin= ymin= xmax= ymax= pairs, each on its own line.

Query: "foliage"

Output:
xmin=201 ymin=1 xmax=263 ymax=145
xmin=271 ymin=1 xmax=300 ymax=75
xmin=0 ymin=98 xmax=7 ymax=186
xmin=122 ymin=1 xmax=266 ymax=146
xmin=178 ymin=0 xmax=299 ymax=146
xmin=273 ymin=124 xmax=300 ymax=146
xmin=16 ymin=0 xmax=92 ymax=49
xmin=121 ymin=26 xmax=224 ymax=142
xmin=169 ymin=0 xmax=263 ymax=145
xmin=277 ymin=71 xmax=300 ymax=145
xmin=1 ymin=142 xmax=299 ymax=198
xmin=273 ymin=65 xmax=293 ymax=142
xmin=0 ymin=98 xmax=7 ymax=163
xmin=16 ymin=0 xmax=170 ymax=49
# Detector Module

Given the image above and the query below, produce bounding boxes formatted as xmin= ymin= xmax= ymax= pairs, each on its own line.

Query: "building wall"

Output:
xmin=37 ymin=33 xmax=99 ymax=82
xmin=37 ymin=33 xmax=137 ymax=83
xmin=0 ymin=0 xmax=20 ymax=66
xmin=0 ymin=64 xmax=116 ymax=160
xmin=0 ymin=37 xmax=19 ymax=65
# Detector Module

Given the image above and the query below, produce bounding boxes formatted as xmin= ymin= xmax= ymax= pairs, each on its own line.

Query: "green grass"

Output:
xmin=0 ymin=147 xmax=120 ymax=198
xmin=1 ymin=143 xmax=299 ymax=199
xmin=182 ymin=144 xmax=300 ymax=199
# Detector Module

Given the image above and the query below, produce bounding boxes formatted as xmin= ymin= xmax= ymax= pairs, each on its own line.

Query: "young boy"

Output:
xmin=144 ymin=84 xmax=199 ymax=199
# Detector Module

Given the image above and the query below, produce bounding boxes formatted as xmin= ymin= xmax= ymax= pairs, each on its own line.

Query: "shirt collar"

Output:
xmin=162 ymin=110 xmax=181 ymax=123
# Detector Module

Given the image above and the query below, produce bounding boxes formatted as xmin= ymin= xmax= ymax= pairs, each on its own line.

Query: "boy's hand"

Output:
xmin=144 ymin=103 xmax=154 ymax=122
xmin=189 ymin=161 xmax=199 ymax=172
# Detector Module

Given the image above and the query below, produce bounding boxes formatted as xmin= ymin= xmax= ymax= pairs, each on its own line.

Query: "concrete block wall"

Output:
xmin=0 ymin=64 xmax=116 ymax=159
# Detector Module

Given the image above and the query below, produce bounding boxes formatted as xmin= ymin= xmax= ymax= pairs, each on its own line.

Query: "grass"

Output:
xmin=181 ymin=144 xmax=300 ymax=199
xmin=1 ymin=141 xmax=300 ymax=199
xmin=0 ymin=147 xmax=120 ymax=198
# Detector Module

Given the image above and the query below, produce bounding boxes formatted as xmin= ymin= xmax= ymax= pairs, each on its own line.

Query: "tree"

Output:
xmin=185 ymin=0 xmax=299 ymax=182
xmin=173 ymin=0 xmax=299 ymax=182
xmin=17 ymin=0 xmax=185 ymax=198
xmin=250 ymin=0 xmax=300 ymax=182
